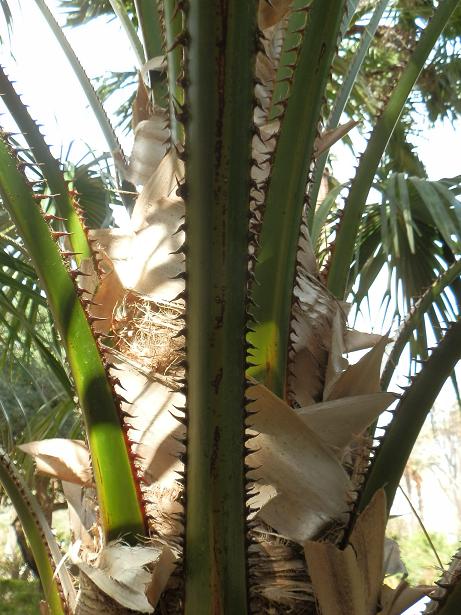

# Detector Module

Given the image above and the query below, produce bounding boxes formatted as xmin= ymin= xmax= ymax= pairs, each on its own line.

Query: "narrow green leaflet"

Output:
xmin=311 ymin=182 xmax=348 ymax=249
xmin=411 ymin=176 xmax=461 ymax=253
xmin=381 ymin=258 xmax=461 ymax=389
xmin=397 ymin=173 xmax=415 ymax=253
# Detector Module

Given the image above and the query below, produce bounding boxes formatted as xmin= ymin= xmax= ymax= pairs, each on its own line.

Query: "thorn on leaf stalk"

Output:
xmin=178 ymin=73 xmax=189 ymax=89
xmin=87 ymin=315 xmax=109 ymax=324
xmin=32 ymin=193 xmax=60 ymax=200
xmin=43 ymin=214 xmax=67 ymax=222
xmin=167 ymin=31 xmax=190 ymax=54
xmin=172 ymin=434 xmax=187 ymax=447
xmin=68 ymin=269 xmax=90 ymax=279
xmin=173 ymin=103 xmax=188 ymax=125
xmin=429 ymin=596 xmax=444 ymax=603
xmin=175 ymin=145 xmax=187 ymax=162
xmin=171 ymin=271 xmax=187 ymax=280
xmin=110 ymin=377 xmax=126 ymax=390
xmin=81 ymin=299 xmax=102 ymax=308
xmin=173 ymin=223 xmax=187 ymax=237
xmin=176 ymin=183 xmax=188 ymax=199
xmin=52 ymin=231 xmax=73 ymax=240
xmin=244 ymin=462 xmax=259 ymax=474
xmin=168 ymin=405 xmax=186 ymax=421
xmin=75 ymin=286 xmax=91 ymax=297
xmin=61 ymin=251 xmax=83 ymax=260
xmin=105 ymin=362 xmax=121 ymax=371
xmin=170 ymin=290 xmax=187 ymax=302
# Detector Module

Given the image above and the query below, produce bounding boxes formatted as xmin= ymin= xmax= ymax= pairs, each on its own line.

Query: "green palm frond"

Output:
xmin=349 ymin=172 xmax=460 ymax=376
xmin=63 ymin=153 xmax=114 ymax=228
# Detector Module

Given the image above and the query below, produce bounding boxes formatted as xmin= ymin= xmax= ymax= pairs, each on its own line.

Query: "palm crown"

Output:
xmin=0 ymin=1 xmax=460 ymax=614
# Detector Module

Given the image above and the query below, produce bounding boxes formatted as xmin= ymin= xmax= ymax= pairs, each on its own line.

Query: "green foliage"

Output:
xmin=0 ymin=0 xmax=460 ymax=611
xmin=419 ymin=57 xmax=461 ymax=122
xmin=64 ymin=154 xmax=114 ymax=228
xmin=0 ymin=362 xmax=73 ymax=449
xmin=391 ymin=531 xmax=457 ymax=585
xmin=0 ymin=579 xmax=43 ymax=615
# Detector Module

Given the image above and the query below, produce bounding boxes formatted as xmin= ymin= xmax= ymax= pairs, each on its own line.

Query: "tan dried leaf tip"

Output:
xmin=18 ymin=439 xmax=93 ymax=486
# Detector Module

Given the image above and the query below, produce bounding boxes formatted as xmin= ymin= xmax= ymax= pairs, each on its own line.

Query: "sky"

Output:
xmin=0 ymin=0 xmax=136 ymax=158
xmin=0 ymin=4 xmax=460 ymax=612
xmin=1 ymin=1 xmax=460 ymax=177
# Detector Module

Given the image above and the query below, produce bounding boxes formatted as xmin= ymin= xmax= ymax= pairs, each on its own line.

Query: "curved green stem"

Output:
xmin=0 ymin=65 xmax=92 ymax=262
xmin=34 ymin=0 xmax=126 ymax=162
xmin=135 ymin=0 xmax=163 ymax=60
xmin=0 ymin=448 xmax=74 ymax=614
xmin=308 ymin=0 xmax=390 ymax=226
xmin=358 ymin=318 xmax=461 ymax=515
xmin=134 ymin=0 xmax=167 ymax=107
xmin=108 ymin=0 xmax=145 ymax=67
xmin=0 ymin=135 xmax=146 ymax=542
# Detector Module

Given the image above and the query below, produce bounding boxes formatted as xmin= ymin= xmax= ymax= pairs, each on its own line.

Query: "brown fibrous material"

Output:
xmin=111 ymin=292 xmax=185 ymax=381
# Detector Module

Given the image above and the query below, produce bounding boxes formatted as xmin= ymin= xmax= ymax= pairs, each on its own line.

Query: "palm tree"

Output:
xmin=0 ymin=1 xmax=460 ymax=614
